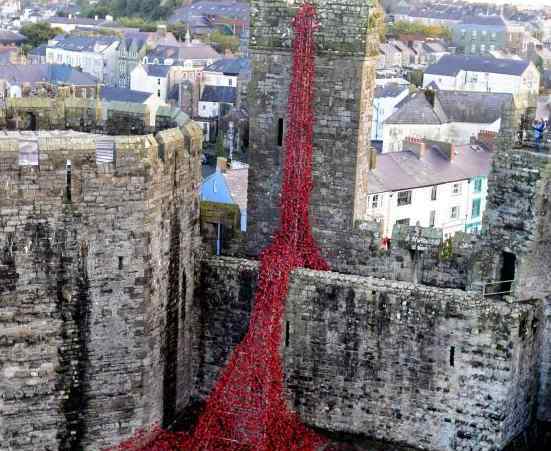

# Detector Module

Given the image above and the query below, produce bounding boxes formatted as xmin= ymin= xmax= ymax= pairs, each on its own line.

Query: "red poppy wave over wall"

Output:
xmin=112 ymin=3 xmax=329 ymax=450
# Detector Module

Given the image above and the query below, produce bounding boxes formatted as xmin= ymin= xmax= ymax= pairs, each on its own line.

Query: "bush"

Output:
xmin=387 ymin=21 xmax=452 ymax=40
xmin=19 ymin=22 xmax=63 ymax=48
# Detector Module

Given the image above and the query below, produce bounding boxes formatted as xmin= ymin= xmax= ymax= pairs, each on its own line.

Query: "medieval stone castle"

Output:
xmin=1 ymin=1 xmax=550 ymax=451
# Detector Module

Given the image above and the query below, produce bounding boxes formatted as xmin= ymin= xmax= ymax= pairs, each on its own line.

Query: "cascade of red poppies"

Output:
xmin=111 ymin=3 xmax=328 ymax=450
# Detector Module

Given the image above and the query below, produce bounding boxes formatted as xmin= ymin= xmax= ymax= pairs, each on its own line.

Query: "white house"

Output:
xmin=201 ymin=57 xmax=250 ymax=88
xmin=130 ymin=64 xmax=170 ymax=103
xmin=422 ymin=54 xmax=540 ymax=110
xmin=382 ymin=89 xmax=511 ymax=153
xmin=366 ymin=139 xmax=491 ymax=238
xmin=198 ymin=86 xmax=237 ymax=118
xmin=144 ymin=32 xmax=219 ymax=70
xmin=0 ymin=64 xmax=98 ymax=98
xmin=46 ymin=35 xmax=120 ymax=84
xmin=372 ymin=83 xmax=409 ymax=141
xmin=48 ymin=15 xmax=115 ymax=33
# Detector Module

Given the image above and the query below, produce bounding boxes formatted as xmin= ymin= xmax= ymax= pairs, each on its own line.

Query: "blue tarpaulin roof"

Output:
xmin=201 ymin=171 xmax=234 ymax=204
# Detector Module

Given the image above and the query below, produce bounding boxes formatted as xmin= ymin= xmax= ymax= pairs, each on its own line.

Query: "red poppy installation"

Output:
xmin=112 ymin=3 xmax=328 ymax=450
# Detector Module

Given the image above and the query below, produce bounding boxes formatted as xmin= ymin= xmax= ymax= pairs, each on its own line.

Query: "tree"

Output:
xmin=386 ymin=21 xmax=452 ymax=40
xmin=206 ymin=31 xmax=240 ymax=54
xmin=81 ymin=0 xmax=181 ymax=21
xmin=19 ymin=22 xmax=63 ymax=48
xmin=215 ymin=132 xmax=226 ymax=158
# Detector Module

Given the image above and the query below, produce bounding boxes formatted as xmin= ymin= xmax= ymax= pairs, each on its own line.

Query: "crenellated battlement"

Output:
xmin=0 ymin=100 xmax=203 ymax=450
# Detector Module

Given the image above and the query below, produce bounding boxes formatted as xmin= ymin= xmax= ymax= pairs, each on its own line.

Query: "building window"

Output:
xmin=371 ymin=194 xmax=379 ymax=209
xmin=491 ymin=32 xmax=497 ymax=41
xmin=431 ymin=185 xmax=437 ymax=201
xmin=490 ymin=44 xmax=495 ymax=51
xmin=471 ymin=44 xmax=476 ymax=53
xmin=157 ymin=78 xmax=161 ymax=85
xmin=474 ymin=178 xmax=482 ymax=192
xmin=450 ymin=206 xmax=460 ymax=219
xmin=397 ymin=190 xmax=412 ymax=206
xmin=452 ymin=183 xmax=462 ymax=195
xmin=429 ymin=210 xmax=436 ymax=227
xmin=480 ymin=44 xmax=486 ymax=53
xmin=396 ymin=218 xmax=410 ymax=226
xmin=157 ymin=89 xmax=161 ymax=97
xmin=277 ymin=118 xmax=284 ymax=146
xmin=472 ymin=198 xmax=481 ymax=218
xmin=228 ymin=79 xmax=233 ymax=86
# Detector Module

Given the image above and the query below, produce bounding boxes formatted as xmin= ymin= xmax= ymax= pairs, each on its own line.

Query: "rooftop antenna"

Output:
xmin=185 ymin=26 xmax=191 ymax=45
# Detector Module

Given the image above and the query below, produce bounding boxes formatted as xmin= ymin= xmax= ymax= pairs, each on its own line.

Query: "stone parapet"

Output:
xmin=0 ymin=107 xmax=202 ymax=450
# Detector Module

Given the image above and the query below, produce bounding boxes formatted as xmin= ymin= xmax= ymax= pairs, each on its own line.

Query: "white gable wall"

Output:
xmin=368 ymin=179 xmax=473 ymax=238
xmin=382 ymin=123 xmax=444 ymax=153
xmin=372 ymin=89 xmax=410 ymax=141
xmin=130 ymin=66 xmax=168 ymax=103
xmin=383 ymin=119 xmax=501 ymax=153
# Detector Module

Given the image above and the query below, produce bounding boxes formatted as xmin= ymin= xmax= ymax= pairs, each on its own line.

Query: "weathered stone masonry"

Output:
xmin=0 ymin=99 xmax=202 ymax=451
xmin=194 ymin=257 xmax=542 ymax=451
xmin=247 ymin=0 xmax=381 ymax=267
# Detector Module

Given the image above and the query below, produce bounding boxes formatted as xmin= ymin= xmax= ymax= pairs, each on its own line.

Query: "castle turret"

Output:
xmin=246 ymin=0 xmax=381 ymax=261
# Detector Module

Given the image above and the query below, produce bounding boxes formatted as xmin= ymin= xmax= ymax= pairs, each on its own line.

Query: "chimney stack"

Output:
xmin=368 ymin=147 xmax=377 ymax=170
xmin=216 ymin=157 xmax=228 ymax=173
xmin=404 ymin=136 xmax=426 ymax=159
xmin=424 ymin=89 xmax=436 ymax=107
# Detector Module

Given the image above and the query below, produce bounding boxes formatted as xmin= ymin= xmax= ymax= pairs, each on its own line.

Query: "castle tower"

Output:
xmin=477 ymin=101 xmax=551 ymax=302
xmin=246 ymin=0 xmax=382 ymax=260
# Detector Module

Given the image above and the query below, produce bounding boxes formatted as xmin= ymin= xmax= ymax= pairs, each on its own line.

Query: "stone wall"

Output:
xmin=0 ymin=116 xmax=202 ymax=450
xmin=190 ymin=258 xmax=258 ymax=399
xmin=250 ymin=0 xmax=373 ymax=54
xmin=194 ymin=257 xmax=542 ymax=451
xmin=481 ymin=146 xmax=551 ymax=301
xmin=0 ymin=97 xmax=189 ymax=135
xmin=538 ymin=297 xmax=551 ymax=422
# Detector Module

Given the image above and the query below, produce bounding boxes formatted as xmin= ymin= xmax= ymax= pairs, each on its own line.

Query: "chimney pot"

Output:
xmin=216 ymin=157 xmax=227 ymax=173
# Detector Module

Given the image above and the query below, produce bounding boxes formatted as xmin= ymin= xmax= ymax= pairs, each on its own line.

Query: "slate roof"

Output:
xmin=0 ymin=30 xmax=26 ymax=44
xmin=200 ymin=85 xmax=237 ymax=103
xmin=374 ymin=83 xmax=409 ymax=99
xmin=170 ymin=1 xmax=249 ymax=22
xmin=425 ymin=54 xmax=530 ymax=77
xmin=387 ymin=92 xmax=446 ymax=125
xmin=0 ymin=64 xmax=98 ymax=85
xmin=144 ymin=64 xmax=171 ymax=78
xmin=49 ymin=16 xmax=108 ymax=26
xmin=146 ymin=42 xmax=219 ymax=63
xmin=460 ymin=15 xmax=506 ymax=27
xmin=50 ymin=35 xmax=118 ymax=52
xmin=204 ymin=58 xmax=250 ymax=75
xmin=367 ymin=145 xmax=492 ymax=194
xmin=386 ymin=90 xmax=512 ymax=125
xmin=29 ymin=44 xmax=47 ymax=57
xmin=100 ymin=87 xmax=152 ymax=103
xmin=436 ymin=91 xmax=512 ymax=123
